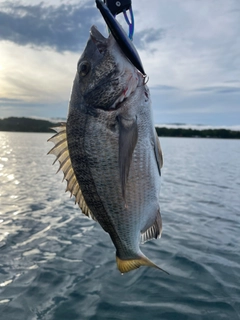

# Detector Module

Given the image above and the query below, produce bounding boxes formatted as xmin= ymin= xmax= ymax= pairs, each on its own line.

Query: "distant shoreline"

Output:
xmin=0 ymin=117 xmax=240 ymax=139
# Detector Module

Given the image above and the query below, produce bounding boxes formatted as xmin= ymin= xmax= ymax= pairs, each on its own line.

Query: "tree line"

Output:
xmin=0 ymin=117 xmax=239 ymax=139
xmin=155 ymin=127 xmax=240 ymax=139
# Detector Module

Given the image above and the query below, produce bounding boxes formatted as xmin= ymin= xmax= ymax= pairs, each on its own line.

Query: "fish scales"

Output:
xmin=48 ymin=25 xmax=167 ymax=274
xmin=71 ymin=91 xmax=152 ymax=252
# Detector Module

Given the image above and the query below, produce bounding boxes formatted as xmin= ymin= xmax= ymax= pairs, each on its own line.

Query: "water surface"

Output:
xmin=0 ymin=132 xmax=240 ymax=319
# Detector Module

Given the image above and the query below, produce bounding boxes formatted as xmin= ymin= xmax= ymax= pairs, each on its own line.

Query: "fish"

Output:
xmin=48 ymin=25 xmax=167 ymax=274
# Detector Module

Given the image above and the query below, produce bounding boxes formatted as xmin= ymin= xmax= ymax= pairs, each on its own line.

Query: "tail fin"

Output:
xmin=116 ymin=254 xmax=169 ymax=274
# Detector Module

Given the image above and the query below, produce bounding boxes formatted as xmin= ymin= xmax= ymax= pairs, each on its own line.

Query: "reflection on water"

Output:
xmin=0 ymin=132 xmax=240 ymax=319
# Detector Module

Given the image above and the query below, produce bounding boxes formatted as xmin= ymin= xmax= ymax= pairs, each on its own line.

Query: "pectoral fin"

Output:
xmin=153 ymin=130 xmax=163 ymax=176
xmin=117 ymin=115 xmax=138 ymax=201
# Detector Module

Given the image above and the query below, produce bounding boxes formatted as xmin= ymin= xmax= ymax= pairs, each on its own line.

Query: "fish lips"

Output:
xmin=95 ymin=0 xmax=146 ymax=76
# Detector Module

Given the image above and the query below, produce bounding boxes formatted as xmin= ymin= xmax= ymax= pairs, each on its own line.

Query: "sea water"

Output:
xmin=0 ymin=132 xmax=239 ymax=320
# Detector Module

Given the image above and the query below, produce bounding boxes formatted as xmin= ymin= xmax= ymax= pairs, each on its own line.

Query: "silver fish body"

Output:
xmin=48 ymin=26 xmax=165 ymax=273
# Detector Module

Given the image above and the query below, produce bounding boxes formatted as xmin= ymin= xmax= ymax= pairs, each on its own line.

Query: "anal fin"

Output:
xmin=141 ymin=209 xmax=162 ymax=244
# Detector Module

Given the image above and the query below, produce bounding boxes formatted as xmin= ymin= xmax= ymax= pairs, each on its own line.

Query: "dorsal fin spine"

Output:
xmin=48 ymin=123 xmax=97 ymax=222
xmin=57 ymin=156 xmax=70 ymax=174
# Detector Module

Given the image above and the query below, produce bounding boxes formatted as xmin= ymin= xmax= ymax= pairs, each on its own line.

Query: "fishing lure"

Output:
xmin=95 ymin=0 xmax=146 ymax=76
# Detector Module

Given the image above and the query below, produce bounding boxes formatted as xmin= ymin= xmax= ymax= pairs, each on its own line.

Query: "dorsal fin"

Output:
xmin=47 ymin=123 xmax=97 ymax=222
xmin=141 ymin=209 xmax=162 ymax=244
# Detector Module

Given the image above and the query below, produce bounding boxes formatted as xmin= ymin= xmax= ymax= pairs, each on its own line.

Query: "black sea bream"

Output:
xmin=48 ymin=26 xmax=166 ymax=273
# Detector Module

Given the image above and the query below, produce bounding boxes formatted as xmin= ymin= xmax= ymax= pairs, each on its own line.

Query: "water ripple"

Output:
xmin=0 ymin=134 xmax=240 ymax=319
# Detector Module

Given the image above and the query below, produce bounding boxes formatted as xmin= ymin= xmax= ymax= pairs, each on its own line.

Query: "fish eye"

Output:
xmin=79 ymin=61 xmax=91 ymax=77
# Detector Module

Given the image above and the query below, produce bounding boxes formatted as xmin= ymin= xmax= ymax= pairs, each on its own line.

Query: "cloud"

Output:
xmin=151 ymin=85 xmax=179 ymax=91
xmin=0 ymin=0 xmax=240 ymax=126
xmin=0 ymin=40 xmax=80 ymax=101
xmin=0 ymin=1 xmax=100 ymax=52
xmin=0 ymin=99 xmax=68 ymax=119
xmin=134 ymin=28 xmax=165 ymax=50
xmin=193 ymin=86 xmax=240 ymax=94
xmin=0 ymin=2 xmax=165 ymax=53
xmin=0 ymin=97 xmax=23 ymax=104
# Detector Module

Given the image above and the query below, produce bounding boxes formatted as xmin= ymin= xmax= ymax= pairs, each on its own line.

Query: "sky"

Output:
xmin=0 ymin=0 xmax=240 ymax=126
